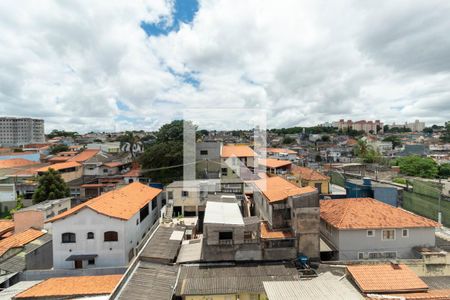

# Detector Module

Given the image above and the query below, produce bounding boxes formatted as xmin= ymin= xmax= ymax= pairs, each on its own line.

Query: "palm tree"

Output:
xmin=120 ymin=131 xmax=143 ymax=159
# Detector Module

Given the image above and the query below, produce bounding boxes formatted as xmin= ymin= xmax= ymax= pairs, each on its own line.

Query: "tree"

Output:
xmin=440 ymin=121 xmax=450 ymax=143
xmin=383 ymin=125 xmax=390 ymax=133
xmin=33 ymin=169 xmax=70 ymax=204
xmin=438 ymin=163 xmax=450 ymax=178
xmin=382 ymin=135 xmax=402 ymax=149
xmin=423 ymin=127 xmax=433 ymax=134
xmin=353 ymin=139 xmax=379 ymax=163
xmin=49 ymin=144 xmax=69 ymax=155
xmin=321 ymin=135 xmax=330 ymax=142
xmin=119 ymin=131 xmax=142 ymax=159
xmin=282 ymin=136 xmax=295 ymax=144
xmin=396 ymin=155 xmax=438 ymax=178
xmin=47 ymin=130 xmax=79 ymax=139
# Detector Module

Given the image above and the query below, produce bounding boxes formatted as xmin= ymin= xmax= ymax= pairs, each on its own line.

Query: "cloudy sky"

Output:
xmin=1 ymin=0 xmax=449 ymax=132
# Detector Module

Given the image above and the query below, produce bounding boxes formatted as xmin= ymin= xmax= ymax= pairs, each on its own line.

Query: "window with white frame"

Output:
xmin=382 ymin=229 xmax=395 ymax=240
xmin=358 ymin=252 xmax=365 ymax=259
xmin=384 ymin=251 xmax=397 ymax=259
xmin=402 ymin=229 xmax=409 ymax=237
xmin=367 ymin=230 xmax=374 ymax=237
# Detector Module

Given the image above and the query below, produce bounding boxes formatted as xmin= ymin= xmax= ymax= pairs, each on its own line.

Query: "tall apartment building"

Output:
xmin=389 ymin=120 xmax=425 ymax=132
xmin=334 ymin=119 xmax=383 ymax=134
xmin=0 ymin=117 xmax=45 ymax=146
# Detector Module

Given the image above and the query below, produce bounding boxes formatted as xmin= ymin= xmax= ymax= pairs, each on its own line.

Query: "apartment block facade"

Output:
xmin=0 ymin=117 xmax=45 ymax=147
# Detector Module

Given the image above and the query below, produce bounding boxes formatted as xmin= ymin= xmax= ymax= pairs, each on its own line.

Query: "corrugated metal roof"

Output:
xmin=263 ymin=272 xmax=364 ymax=300
xmin=140 ymin=225 xmax=184 ymax=263
xmin=177 ymin=263 xmax=299 ymax=296
xmin=176 ymin=239 xmax=202 ymax=263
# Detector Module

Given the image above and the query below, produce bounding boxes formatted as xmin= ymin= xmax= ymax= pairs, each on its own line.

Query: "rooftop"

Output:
xmin=204 ymin=201 xmax=244 ymax=226
xmin=0 ymin=158 xmax=38 ymax=169
xmin=0 ymin=220 xmax=14 ymax=236
xmin=258 ymin=158 xmax=292 ymax=169
xmin=140 ymin=225 xmax=184 ymax=263
xmin=14 ymin=274 xmax=122 ymax=299
xmin=253 ymin=176 xmax=317 ymax=203
xmin=260 ymin=222 xmax=294 ymax=239
xmin=291 ymin=166 xmax=329 ymax=181
xmin=347 ymin=264 xmax=428 ymax=293
xmin=320 ymin=198 xmax=440 ymax=230
xmin=67 ymin=149 xmax=100 ymax=162
xmin=17 ymin=197 xmax=71 ymax=213
xmin=264 ymin=147 xmax=297 ymax=154
xmin=35 ymin=161 xmax=81 ymax=172
xmin=48 ymin=182 xmax=161 ymax=222
xmin=0 ymin=228 xmax=45 ymax=256
xmin=221 ymin=145 xmax=257 ymax=158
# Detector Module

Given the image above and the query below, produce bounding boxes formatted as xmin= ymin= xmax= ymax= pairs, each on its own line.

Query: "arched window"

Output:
xmin=104 ymin=231 xmax=118 ymax=242
xmin=62 ymin=232 xmax=76 ymax=243
xmin=87 ymin=232 xmax=94 ymax=239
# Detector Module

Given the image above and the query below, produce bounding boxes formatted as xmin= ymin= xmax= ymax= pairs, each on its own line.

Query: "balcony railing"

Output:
xmin=218 ymin=239 xmax=233 ymax=245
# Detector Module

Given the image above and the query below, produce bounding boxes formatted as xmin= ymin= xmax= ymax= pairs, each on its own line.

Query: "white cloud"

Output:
xmin=0 ymin=0 xmax=449 ymax=132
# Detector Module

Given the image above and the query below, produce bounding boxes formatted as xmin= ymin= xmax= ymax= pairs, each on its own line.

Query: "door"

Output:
xmin=74 ymin=260 xmax=82 ymax=269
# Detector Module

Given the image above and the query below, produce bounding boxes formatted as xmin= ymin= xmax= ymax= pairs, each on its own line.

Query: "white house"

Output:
xmin=48 ymin=182 xmax=162 ymax=269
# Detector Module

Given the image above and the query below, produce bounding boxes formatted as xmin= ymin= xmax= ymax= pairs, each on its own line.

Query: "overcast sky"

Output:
xmin=0 ymin=0 xmax=449 ymax=132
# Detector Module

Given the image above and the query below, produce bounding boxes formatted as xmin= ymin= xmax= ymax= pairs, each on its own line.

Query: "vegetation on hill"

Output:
xmin=395 ymin=156 xmax=438 ymax=179
xmin=49 ymin=144 xmax=69 ymax=155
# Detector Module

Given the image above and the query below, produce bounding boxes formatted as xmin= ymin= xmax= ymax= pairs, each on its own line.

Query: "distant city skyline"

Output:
xmin=1 ymin=1 xmax=449 ymax=132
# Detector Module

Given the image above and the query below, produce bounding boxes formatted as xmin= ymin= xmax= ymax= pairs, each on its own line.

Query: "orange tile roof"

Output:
xmin=0 ymin=228 xmax=45 ymax=256
xmin=68 ymin=149 xmax=99 ymax=162
xmin=221 ymin=145 xmax=257 ymax=158
xmin=320 ymin=198 xmax=440 ymax=230
xmin=122 ymin=167 xmax=141 ymax=177
xmin=48 ymin=182 xmax=161 ymax=222
xmin=0 ymin=158 xmax=38 ymax=169
xmin=15 ymin=274 xmax=122 ymax=299
xmin=291 ymin=166 xmax=329 ymax=181
xmin=253 ymin=176 xmax=317 ymax=202
xmin=347 ymin=264 xmax=428 ymax=293
xmin=258 ymin=158 xmax=292 ymax=169
xmin=36 ymin=161 xmax=81 ymax=172
xmin=265 ymin=147 xmax=297 ymax=154
xmin=377 ymin=290 xmax=450 ymax=300
xmin=47 ymin=156 xmax=71 ymax=163
xmin=0 ymin=220 xmax=14 ymax=236
xmin=260 ymin=221 xmax=294 ymax=239
xmin=103 ymin=161 xmax=125 ymax=168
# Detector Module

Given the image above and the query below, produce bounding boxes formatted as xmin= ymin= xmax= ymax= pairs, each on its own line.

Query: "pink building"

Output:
xmin=335 ymin=119 xmax=383 ymax=134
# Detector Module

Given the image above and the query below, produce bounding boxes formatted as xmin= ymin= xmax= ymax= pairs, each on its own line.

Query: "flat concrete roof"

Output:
xmin=204 ymin=201 xmax=244 ymax=226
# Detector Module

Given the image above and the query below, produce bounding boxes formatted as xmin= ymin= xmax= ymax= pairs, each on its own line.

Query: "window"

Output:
xmin=358 ymin=252 xmax=365 ymax=260
xmin=368 ymin=252 xmax=383 ymax=259
xmin=88 ymin=258 xmax=95 ymax=265
xmin=367 ymin=230 xmax=374 ymax=237
xmin=382 ymin=229 xmax=395 ymax=240
xmin=87 ymin=232 xmax=94 ymax=239
xmin=221 ymin=168 xmax=228 ymax=176
xmin=402 ymin=229 xmax=409 ymax=238
xmin=104 ymin=231 xmax=118 ymax=242
xmin=182 ymin=191 xmax=189 ymax=197
xmin=168 ymin=191 xmax=173 ymax=200
xmin=218 ymin=232 xmax=233 ymax=245
xmin=200 ymin=150 xmax=208 ymax=155
xmin=62 ymin=232 xmax=76 ymax=243
xmin=140 ymin=204 xmax=149 ymax=221
xmin=151 ymin=199 xmax=157 ymax=210
xmin=384 ymin=252 xmax=397 ymax=259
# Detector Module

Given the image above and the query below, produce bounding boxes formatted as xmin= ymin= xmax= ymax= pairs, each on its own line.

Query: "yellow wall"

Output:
xmin=304 ymin=179 xmax=329 ymax=194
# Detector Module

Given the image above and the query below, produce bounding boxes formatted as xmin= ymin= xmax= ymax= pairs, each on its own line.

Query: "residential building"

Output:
xmin=196 ymin=141 xmax=222 ymax=179
xmin=260 ymin=147 xmax=298 ymax=161
xmin=220 ymin=145 xmax=257 ymax=180
xmin=12 ymin=274 xmax=122 ymax=299
xmin=0 ymin=117 xmax=44 ymax=147
xmin=86 ymin=142 xmax=121 ymax=153
xmin=48 ymin=182 xmax=162 ymax=269
xmin=258 ymin=158 xmax=292 ymax=174
xmin=335 ymin=119 xmax=383 ymax=134
xmin=389 ymin=120 xmax=426 ymax=132
xmin=0 ymin=184 xmax=16 ymax=213
xmin=290 ymin=166 xmax=330 ymax=194
xmin=35 ymin=161 xmax=83 ymax=182
xmin=320 ymin=198 xmax=439 ymax=260
xmin=253 ymin=176 xmax=320 ymax=259
xmin=13 ymin=197 xmax=72 ymax=233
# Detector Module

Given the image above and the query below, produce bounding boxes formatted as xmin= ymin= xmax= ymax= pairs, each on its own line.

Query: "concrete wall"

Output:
xmin=59 ymin=166 xmax=83 ymax=182
xmin=0 ymin=184 xmax=16 ymax=213
xmin=320 ymin=224 xmax=436 ymax=260
xmin=14 ymin=211 xmax=45 ymax=233
xmin=26 ymin=240 xmax=53 ymax=270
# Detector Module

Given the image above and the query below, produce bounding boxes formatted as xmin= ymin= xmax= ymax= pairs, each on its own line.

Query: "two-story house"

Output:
xmin=48 ymin=182 xmax=162 ymax=269
xmin=220 ymin=145 xmax=257 ymax=180
xmin=320 ymin=198 xmax=439 ymax=260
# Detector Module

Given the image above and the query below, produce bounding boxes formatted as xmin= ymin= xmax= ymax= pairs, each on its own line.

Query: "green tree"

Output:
xmin=321 ymin=135 xmax=330 ymax=142
xmin=396 ymin=155 xmax=438 ymax=178
xmin=353 ymin=139 xmax=379 ymax=163
xmin=440 ymin=121 xmax=450 ymax=143
xmin=32 ymin=169 xmax=70 ymax=204
xmin=423 ymin=127 xmax=433 ymax=134
xmin=438 ymin=163 xmax=450 ymax=178
xmin=49 ymin=144 xmax=69 ymax=155
xmin=382 ymin=135 xmax=402 ymax=149
xmin=283 ymin=136 xmax=295 ymax=144
xmin=47 ymin=130 xmax=79 ymax=139
xmin=119 ymin=131 xmax=142 ymax=159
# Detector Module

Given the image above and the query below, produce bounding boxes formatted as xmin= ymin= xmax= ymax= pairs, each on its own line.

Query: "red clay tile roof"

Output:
xmin=320 ymin=198 xmax=440 ymax=230
xmin=36 ymin=161 xmax=81 ymax=172
xmin=47 ymin=156 xmax=71 ymax=163
xmin=0 ymin=220 xmax=14 ymax=236
xmin=14 ymin=274 xmax=122 ymax=299
xmin=253 ymin=176 xmax=317 ymax=203
xmin=347 ymin=264 xmax=428 ymax=293
xmin=291 ymin=166 xmax=329 ymax=181
xmin=103 ymin=161 xmax=125 ymax=168
xmin=258 ymin=158 xmax=292 ymax=169
xmin=0 ymin=228 xmax=45 ymax=256
xmin=67 ymin=149 xmax=100 ymax=162
xmin=48 ymin=182 xmax=161 ymax=222
xmin=0 ymin=158 xmax=38 ymax=169
xmin=260 ymin=221 xmax=294 ymax=239
xmin=221 ymin=145 xmax=257 ymax=158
